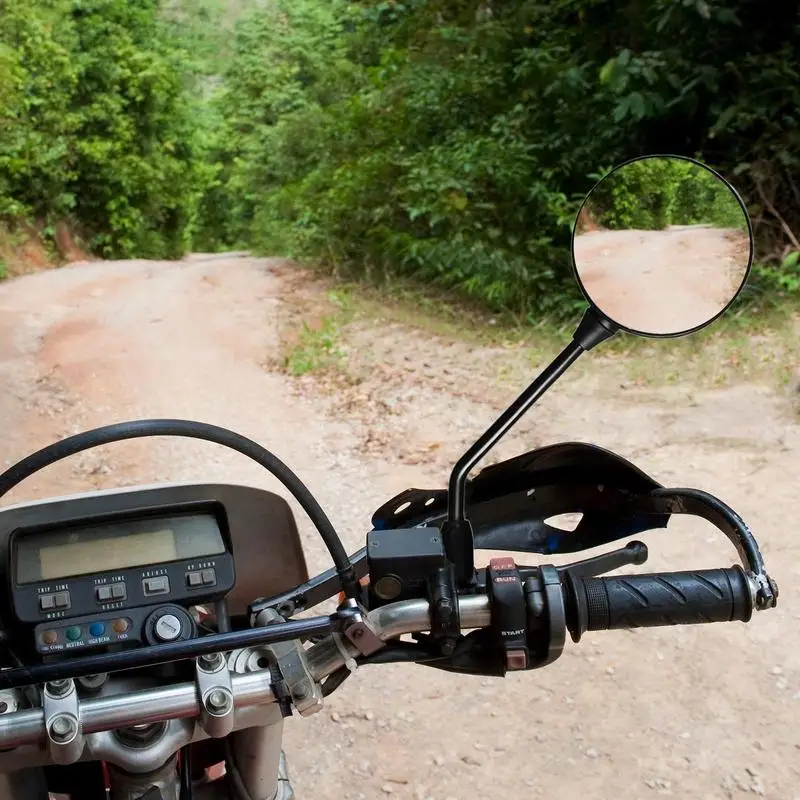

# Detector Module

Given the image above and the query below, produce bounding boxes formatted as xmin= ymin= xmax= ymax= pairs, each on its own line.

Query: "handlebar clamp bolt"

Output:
xmin=198 ymin=652 xmax=224 ymax=671
xmin=49 ymin=714 xmax=77 ymax=743
xmin=77 ymin=674 xmax=108 ymax=694
xmin=0 ymin=692 xmax=16 ymax=715
xmin=46 ymin=680 xmax=72 ymax=697
xmin=206 ymin=689 xmax=232 ymax=715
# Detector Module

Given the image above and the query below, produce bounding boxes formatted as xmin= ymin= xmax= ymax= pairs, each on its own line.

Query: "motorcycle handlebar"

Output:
xmin=0 ymin=597 xmax=493 ymax=751
xmin=0 ymin=567 xmax=756 ymax=751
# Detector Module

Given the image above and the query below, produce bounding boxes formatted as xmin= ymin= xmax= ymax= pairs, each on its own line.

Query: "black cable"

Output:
xmin=0 ymin=612 xmax=335 ymax=690
xmin=320 ymin=643 xmax=444 ymax=698
xmin=361 ymin=643 xmax=443 ymax=666
xmin=0 ymin=419 xmax=358 ymax=598
xmin=321 ymin=666 xmax=351 ymax=697
xmin=179 ymin=745 xmax=193 ymax=800
xmin=215 ymin=600 xmax=231 ymax=634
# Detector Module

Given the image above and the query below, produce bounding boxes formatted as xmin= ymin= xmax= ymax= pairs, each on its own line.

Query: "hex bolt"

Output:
xmin=46 ymin=679 xmax=71 ymax=697
xmin=0 ymin=691 xmax=17 ymax=715
xmin=437 ymin=598 xmax=453 ymax=620
xmin=114 ymin=722 xmax=165 ymax=747
xmin=49 ymin=714 xmax=77 ymax=743
xmin=351 ymin=627 xmax=365 ymax=640
xmin=77 ymin=673 xmax=108 ymax=693
xmin=206 ymin=689 xmax=232 ymax=714
xmin=293 ymin=686 xmax=308 ymax=701
xmin=198 ymin=652 xmax=223 ymax=671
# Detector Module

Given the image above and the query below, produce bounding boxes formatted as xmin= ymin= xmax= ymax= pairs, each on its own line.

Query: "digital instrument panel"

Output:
xmin=8 ymin=506 xmax=236 ymax=656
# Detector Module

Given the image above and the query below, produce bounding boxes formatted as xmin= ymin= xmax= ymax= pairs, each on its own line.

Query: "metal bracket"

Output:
xmin=338 ymin=598 xmax=385 ymax=657
xmin=43 ymin=679 xmax=85 ymax=765
xmin=428 ymin=564 xmax=461 ymax=655
xmin=255 ymin=609 xmax=323 ymax=717
xmin=196 ymin=652 xmax=235 ymax=738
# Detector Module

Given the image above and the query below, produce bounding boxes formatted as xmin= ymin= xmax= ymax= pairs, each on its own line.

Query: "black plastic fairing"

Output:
xmin=371 ymin=442 xmax=669 ymax=555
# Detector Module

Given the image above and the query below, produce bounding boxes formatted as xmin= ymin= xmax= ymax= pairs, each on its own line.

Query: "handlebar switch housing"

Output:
xmin=487 ymin=557 xmax=530 ymax=671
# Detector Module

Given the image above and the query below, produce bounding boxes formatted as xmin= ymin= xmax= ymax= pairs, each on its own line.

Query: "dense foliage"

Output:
xmin=201 ymin=0 xmax=800 ymax=316
xmin=585 ymin=157 xmax=748 ymax=232
xmin=0 ymin=0 xmax=206 ymax=258
xmin=1 ymin=0 xmax=798 ymax=309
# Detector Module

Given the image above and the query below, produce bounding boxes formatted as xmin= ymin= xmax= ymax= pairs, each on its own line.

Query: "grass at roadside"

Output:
xmin=278 ymin=289 xmax=353 ymax=378
xmin=282 ymin=315 xmax=346 ymax=377
xmin=277 ymin=270 xmax=799 ymax=394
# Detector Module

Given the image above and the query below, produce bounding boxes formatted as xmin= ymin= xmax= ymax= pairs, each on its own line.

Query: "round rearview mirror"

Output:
xmin=572 ymin=154 xmax=753 ymax=337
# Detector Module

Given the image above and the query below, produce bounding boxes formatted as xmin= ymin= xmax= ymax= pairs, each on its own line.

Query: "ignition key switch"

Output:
xmin=143 ymin=605 xmax=196 ymax=646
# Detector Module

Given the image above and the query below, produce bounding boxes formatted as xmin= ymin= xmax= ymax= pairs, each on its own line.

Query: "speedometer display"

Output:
xmin=15 ymin=513 xmax=225 ymax=584
xmin=38 ymin=529 xmax=179 ymax=580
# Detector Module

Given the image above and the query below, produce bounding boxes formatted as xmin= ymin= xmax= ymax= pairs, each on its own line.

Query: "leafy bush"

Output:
xmin=0 ymin=0 xmax=207 ymax=259
xmin=202 ymin=0 xmax=799 ymax=317
xmin=2 ymin=0 xmax=797 ymax=314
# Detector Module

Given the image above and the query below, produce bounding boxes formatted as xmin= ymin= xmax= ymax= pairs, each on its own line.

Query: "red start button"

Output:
xmin=506 ymin=650 xmax=528 ymax=670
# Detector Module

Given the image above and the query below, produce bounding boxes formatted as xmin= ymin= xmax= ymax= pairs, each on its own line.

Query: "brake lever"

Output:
xmin=511 ymin=540 xmax=648 ymax=583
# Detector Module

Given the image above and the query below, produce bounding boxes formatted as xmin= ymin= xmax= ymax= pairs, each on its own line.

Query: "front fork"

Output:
xmin=226 ymin=725 xmax=294 ymax=800
xmin=105 ymin=723 xmax=294 ymax=800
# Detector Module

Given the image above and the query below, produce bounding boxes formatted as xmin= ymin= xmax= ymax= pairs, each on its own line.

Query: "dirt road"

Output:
xmin=0 ymin=256 xmax=798 ymax=799
xmin=574 ymin=226 xmax=750 ymax=335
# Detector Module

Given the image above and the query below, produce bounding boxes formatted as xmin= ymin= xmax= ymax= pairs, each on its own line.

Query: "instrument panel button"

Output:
xmin=39 ymin=594 xmax=56 ymax=611
xmin=111 ymin=583 xmax=126 ymax=600
xmin=112 ymin=618 xmax=130 ymax=634
xmin=89 ymin=622 xmax=105 ymax=637
xmin=53 ymin=592 xmax=71 ymax=609
xmin=96 ymin=585 xmax=113 ymax=602
xmin=42 ymin=630 xmax=58 ymax=645
xmin=186 ymin=571 xmax=203 ymax=587
xmin=142 ymin=577 xmax=170 ymax=596
xmin=201 ymin=569 xmax=216 ymax=586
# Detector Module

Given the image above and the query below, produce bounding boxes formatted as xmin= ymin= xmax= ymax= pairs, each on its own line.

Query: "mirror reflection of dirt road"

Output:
xmin=574 ymin=226 xmax=749 ymax=334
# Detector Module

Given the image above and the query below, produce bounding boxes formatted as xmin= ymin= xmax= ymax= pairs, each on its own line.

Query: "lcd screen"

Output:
xmin=15 ymin=513 xmax=225 ymax=584
xmin=38 ymin=530 xmax=178 ymax=580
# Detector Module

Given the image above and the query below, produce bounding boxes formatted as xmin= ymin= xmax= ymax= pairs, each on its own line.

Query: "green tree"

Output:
xmin=202 ymin=0 xmax=798 ymax=315
xmin=0 ymin=0 xmax=207 ymax=258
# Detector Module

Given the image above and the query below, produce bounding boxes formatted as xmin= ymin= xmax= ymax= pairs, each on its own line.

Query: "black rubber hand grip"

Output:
xmin=564 ymin=566 xmax=753 ymax=642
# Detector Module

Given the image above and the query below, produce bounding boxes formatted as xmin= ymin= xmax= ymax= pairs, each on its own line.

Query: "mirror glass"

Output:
xmin=572 ymin=155 xmax=752 ymax=337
